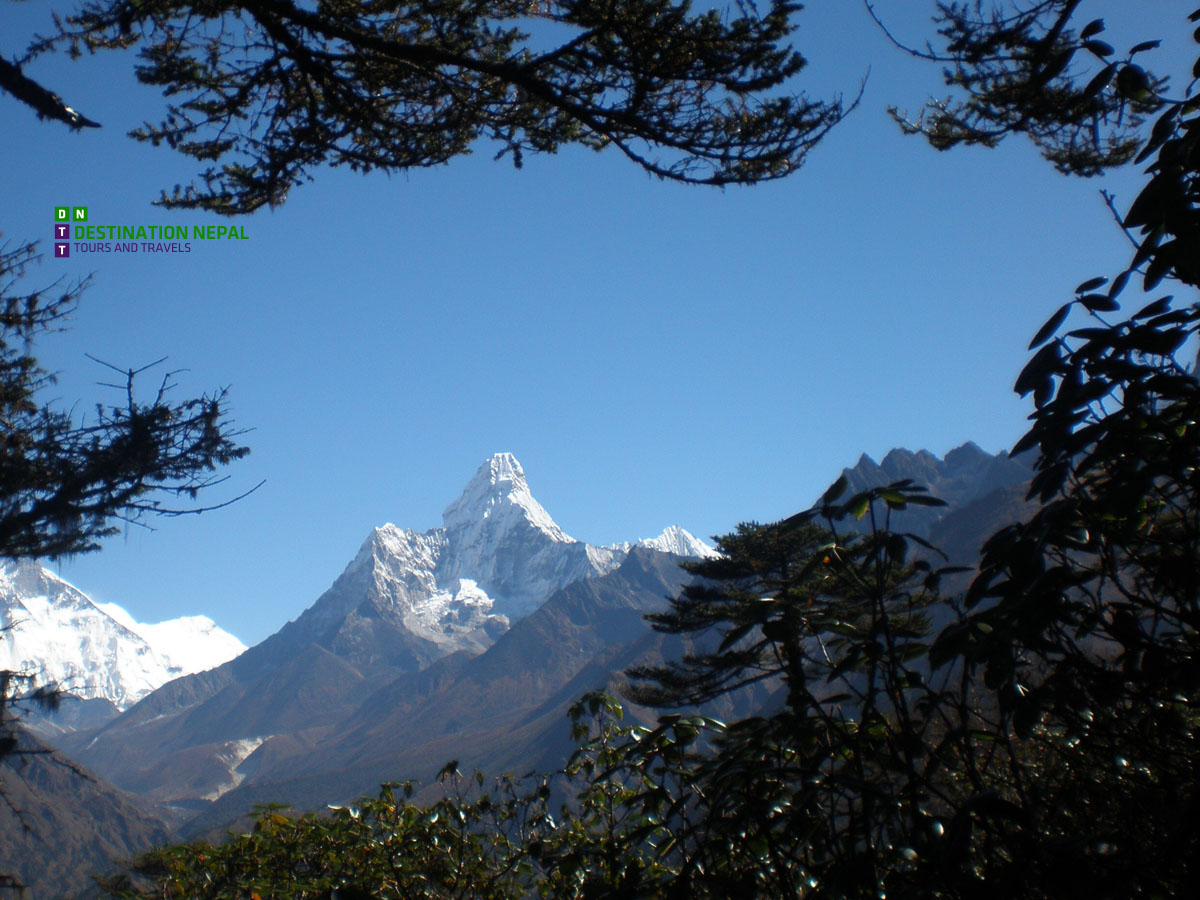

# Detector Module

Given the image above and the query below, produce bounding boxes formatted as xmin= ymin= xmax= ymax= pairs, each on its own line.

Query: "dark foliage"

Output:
xmin=876 ymin=0 xmax=1170 ymax=175
xmin=0 ymin=55 xmax=99 ymax=128
xmin=11 ymin=0 xmax=851 ymax=213
xmin=0 ymin=239 xmax=252 ymax=560
xmin=887 ymin=2 xmax=1200 ymax=893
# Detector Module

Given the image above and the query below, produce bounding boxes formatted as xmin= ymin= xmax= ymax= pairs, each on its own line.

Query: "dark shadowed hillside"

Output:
xmin=0 ymin=729 xmax=170 ymax=899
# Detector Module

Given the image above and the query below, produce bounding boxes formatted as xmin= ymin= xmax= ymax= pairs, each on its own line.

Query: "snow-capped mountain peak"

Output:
xmin=442 ymin=452 xmax=571 ymax=543
xmin=96 ymin=602 xmax=247 ymax=679
xmin=0 ymin=559 xmax=245 ymax=712
xmin=638 ymin=526 xmax=719 ymax=559
xmin=356 ymin=524 xmax=444 ymax=589
xmin=311 ymin=454 xmax=716 ymax=646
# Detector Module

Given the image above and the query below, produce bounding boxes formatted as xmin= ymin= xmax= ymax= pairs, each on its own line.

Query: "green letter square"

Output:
xmin=54 ymin=207 xmax=69 ymax=221
xmin=72 ymin=207 xmax=89 ymax=221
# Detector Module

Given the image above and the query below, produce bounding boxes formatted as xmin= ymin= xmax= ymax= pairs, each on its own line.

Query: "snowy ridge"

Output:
xmin=435 ymin=454 xmax=593 ymax=617
xmin=442 ymin=452 xmax=569 ymax=541
xmin=637 ymin=525 xmax=719 ymax=559
xmin=352 ymin=525 xmax=446 ymax=614
xmin=586 ymin=544 xmax=627 ymax=572
xmin=315 ymin=454 xmax=716 ymax=654
xmin=98 ymin=602 xmax=246 ymax=678
xmin=0 ymin=559 xmax=245 ymax=711
xmin=357 ymin=524 xmax=508 ymax=651
xmin=602 ymin=527 xmax=719 ymax=560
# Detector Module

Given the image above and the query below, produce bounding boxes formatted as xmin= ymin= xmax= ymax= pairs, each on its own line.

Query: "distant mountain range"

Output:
xmin=838 ymin=442 xmax=1034 ymax=563
xmin=0 ymin=446 xmax=1033 ymax=897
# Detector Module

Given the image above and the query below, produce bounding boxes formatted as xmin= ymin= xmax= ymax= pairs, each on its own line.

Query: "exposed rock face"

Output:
xmin=181 ymin=547 xmax=697 ymax=837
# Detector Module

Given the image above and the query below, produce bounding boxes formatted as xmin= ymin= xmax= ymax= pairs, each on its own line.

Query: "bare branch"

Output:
xmin=0 ymin=55 xmax=100 ymax=128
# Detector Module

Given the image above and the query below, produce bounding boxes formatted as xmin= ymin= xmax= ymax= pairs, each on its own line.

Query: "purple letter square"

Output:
xmin=54 ymin=242 xmax=70 ymax=258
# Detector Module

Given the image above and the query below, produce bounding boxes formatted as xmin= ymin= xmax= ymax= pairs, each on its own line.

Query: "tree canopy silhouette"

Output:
xmin=0 ymin=239 xmax=252 ymax=561
xmin=5 ymin=0 xmax=851 ymax=213
xmin=873 ymin=0 xmax=1171 ymax=175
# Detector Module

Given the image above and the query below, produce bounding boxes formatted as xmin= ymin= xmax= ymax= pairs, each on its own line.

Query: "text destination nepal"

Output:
xmin=71 ymin=224 xmax=248 ymax=240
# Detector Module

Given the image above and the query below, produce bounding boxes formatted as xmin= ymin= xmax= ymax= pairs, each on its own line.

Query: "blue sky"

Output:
xmin=3 ymin=1 xmax=1189 ymax=643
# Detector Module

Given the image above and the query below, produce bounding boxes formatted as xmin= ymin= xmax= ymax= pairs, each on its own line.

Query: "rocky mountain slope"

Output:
xmin=180 ymin=547 xmax=697 ymax=837
xmin=0 ymin=726 xmax=172 ymax=900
